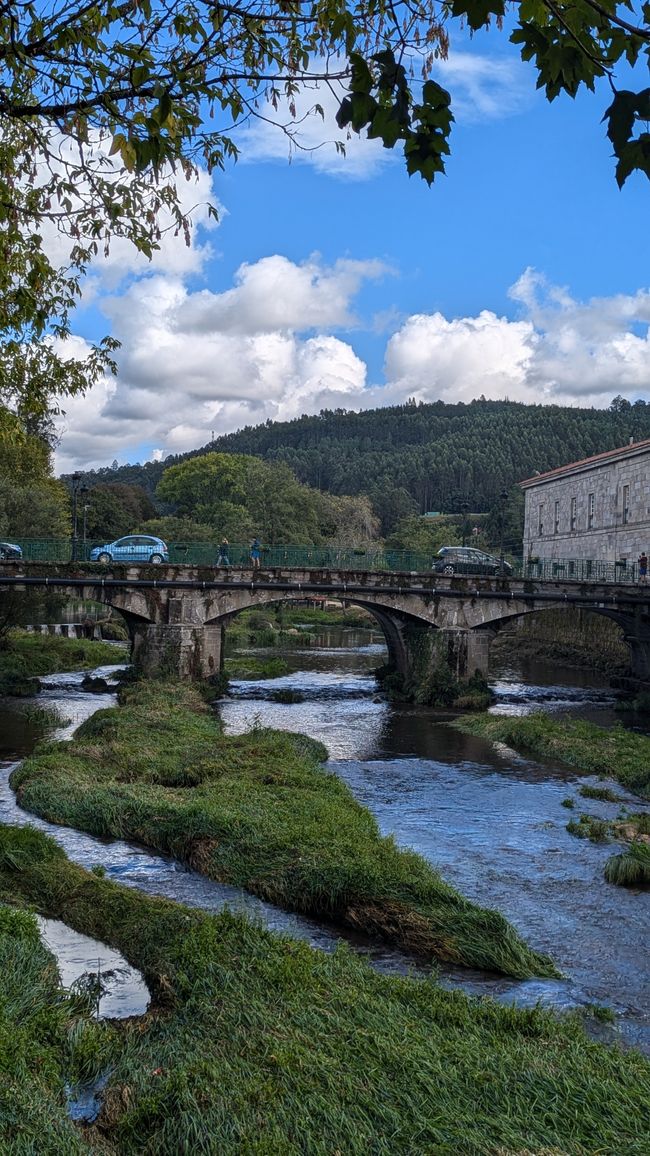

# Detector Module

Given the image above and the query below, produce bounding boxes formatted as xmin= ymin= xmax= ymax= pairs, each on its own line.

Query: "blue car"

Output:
xmin=0 ymin=541 xmax=22 ymax=561
xmin=90 ymin=534 xmax=169 ymax=565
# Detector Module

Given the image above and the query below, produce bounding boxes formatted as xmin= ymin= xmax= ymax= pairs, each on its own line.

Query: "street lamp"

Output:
xmin=81 ymin=490 xmax=90 ymax=555
xmin=71 ymin=472 xmax=82 ymax=562
xmin=499 ymin=489 xmax=509 ymax=572
xmin=461 ymin=501 xmax=470 ymax=547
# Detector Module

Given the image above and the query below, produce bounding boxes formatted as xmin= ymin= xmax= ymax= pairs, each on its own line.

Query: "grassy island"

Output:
xmin=454 ymin=712 xmax=650 ymax=798
xmin=1 ymin=824 xmax=649 ymax=1155
xmin=12 ymin=680 xmax=555 ymax=979
xmin=0 ymin=630 xmax=125 ymax=695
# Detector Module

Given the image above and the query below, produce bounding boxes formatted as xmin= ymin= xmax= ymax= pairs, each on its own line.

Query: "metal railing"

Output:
xmin=1 ymin=539 xmax=647 ymax=586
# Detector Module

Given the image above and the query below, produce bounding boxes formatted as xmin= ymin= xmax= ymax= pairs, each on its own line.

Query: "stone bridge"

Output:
xmin=2 ymin=562 xmax=650 ymax=688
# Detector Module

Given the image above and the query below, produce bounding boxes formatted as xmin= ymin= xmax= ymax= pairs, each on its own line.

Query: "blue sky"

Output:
xmin=55 ymin=24 xmax=650 ymax=472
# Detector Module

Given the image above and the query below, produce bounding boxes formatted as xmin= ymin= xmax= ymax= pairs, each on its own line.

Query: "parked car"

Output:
xmin=90 ymin=534 xmax=169 ymax=564
xmin=0 ymin=541 xmax=22 ymax=560
xmin=433 ymin=546 xmax=512 ymax=576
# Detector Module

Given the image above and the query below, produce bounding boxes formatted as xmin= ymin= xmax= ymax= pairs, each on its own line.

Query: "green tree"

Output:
xmin=0 ymin=415 xmax=69 ymax=537
xmin=82 ymin=483 xmax=155 ymax=540
xmin=386 ymin=514 xmax=461 ymax=556
xmin=137 ymin=516 xmax=217 ymax=544
xmin=1 ymin=1 xmax=647 ymax=422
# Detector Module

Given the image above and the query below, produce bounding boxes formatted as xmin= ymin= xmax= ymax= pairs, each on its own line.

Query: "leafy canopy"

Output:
xmin=1 ymin=0 xmax=648 ymax=419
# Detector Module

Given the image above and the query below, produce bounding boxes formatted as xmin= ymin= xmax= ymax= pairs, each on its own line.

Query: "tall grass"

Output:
xmin=0 ymin=824 xmax=648 ymax=1156
xmin=0 ymin=896 xmax=112 ymax=1154
xmin=455 ymin=712 xmax=650 ymax=797
xmin=0 ymin=630 xmax=124 ymax=678
xmin=12 ymin=681 xmax=555 ymax=979
xmin=604 ymin=842 xmax=650 ymax=887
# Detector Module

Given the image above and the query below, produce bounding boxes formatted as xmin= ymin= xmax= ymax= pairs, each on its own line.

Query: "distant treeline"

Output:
xmin=69 ymin=397 xmax=650 ymax=536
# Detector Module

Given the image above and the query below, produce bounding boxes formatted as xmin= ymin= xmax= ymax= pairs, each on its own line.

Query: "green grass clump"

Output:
xmin=12 ymin=681 xmax=555 ymax=979
xmin=0 ymin=630 xmax=124 ymax=688
xmin=454 ymin=712 xmax=650 ymax=798
xmin=224 ymin=655 xmax=289 ymax=679
xmin=579 ymin=784 xmax=624 ymax=803
xmin=0 ymin=824 xmax=648 ymax=1156
xmin=605 ymin=841 xmax=650 ymax=887
xmin=566 ymin=814 xmax=612 ymax=842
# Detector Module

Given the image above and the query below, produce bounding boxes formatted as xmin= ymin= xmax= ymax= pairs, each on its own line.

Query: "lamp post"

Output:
xmin=71 ymin=472 xmax=82 ymax=561
xmin=81 ymin=490 xmax=90 ymax=556
xmin=461 ymin=501 xmax=470 ymax=547
xmin=499 ymin=489 xmax=509 ymax=572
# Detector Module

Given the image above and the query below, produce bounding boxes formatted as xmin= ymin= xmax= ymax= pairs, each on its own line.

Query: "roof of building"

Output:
xmin=519 ymin=438 xmax=650 ymax=488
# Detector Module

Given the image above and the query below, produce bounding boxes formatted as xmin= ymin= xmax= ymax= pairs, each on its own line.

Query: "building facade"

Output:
xmin=521 ymin=439 xmax=650 ymax=564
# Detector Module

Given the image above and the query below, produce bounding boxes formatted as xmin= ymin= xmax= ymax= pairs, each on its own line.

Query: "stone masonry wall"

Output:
xmin=523 ymin=446 xmax=650 ymax=563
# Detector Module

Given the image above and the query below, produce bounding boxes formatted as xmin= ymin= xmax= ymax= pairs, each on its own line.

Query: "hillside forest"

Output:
xmin=56 ymin=396 xmax=650 ymax=556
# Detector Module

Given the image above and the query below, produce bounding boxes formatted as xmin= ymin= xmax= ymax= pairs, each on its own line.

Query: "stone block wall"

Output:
xmin=523 ymin=445 xmax=650 ymax=563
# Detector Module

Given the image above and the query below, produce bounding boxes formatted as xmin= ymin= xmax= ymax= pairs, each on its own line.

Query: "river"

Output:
xmin=0 ymin=630 xmax=648 ymax=1054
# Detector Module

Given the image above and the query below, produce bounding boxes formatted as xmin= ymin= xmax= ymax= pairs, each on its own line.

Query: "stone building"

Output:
xmin=520 ymin=438 xmax=650 ymax=564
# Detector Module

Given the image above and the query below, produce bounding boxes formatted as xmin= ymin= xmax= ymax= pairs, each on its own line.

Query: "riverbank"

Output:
xmin=491 ymin=608 xmax=630 ymax=675
xmin=11 ymin=679 xmax=555 ymax=978
xmin=1 ymin=823 xmax=648 ymax=1155
xmin=454 ymin=713 xmax=650 ymax=798
xmin=0 ymin=631 xmax=126 ymax=695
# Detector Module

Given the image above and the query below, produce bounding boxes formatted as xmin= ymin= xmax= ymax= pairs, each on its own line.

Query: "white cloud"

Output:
xmin=54 ymin=254 xmax=378 ymax=472
xmin=432 ymin=51 xmax=533 ymax=122
xmin=54 ymin=259 xmax=650 ymax=474
xmin=237 ymin=70 xmax=391 ymax=181
xmin=384 ymin=310 xmax=537 ymax=403
xmin=36 ymin=134 xmax=222 ymax=290
xmin=237 ymin=48 xmax=533 ymax=180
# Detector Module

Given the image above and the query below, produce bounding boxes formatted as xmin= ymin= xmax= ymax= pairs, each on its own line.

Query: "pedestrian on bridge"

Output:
xmin=250 ymin=538 xmax=261 ymax=570
xmin=639 ymin=552 xmax=648 ymax=584
xmin=216 ymin=539 xmax=231 ymax=569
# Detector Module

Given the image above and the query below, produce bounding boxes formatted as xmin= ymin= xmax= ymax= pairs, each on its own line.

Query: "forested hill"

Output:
xmin=80 ymin=398 xmax=650 ymax=533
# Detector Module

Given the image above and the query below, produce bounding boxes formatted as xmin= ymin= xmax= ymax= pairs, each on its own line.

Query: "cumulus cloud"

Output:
xmin=54 ymin=257 xmax=650 ymax=474
xmin=54 ymin=254 xmax=377 ymax=472
xmin=37 ymin=134 xmax=222 ymax=291
xmin=383 ymin=310 xmax=537 ymax=403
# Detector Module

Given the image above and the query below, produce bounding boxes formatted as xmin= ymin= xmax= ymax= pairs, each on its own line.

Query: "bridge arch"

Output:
xmin=206 ymin=592 xmax=424 ymax=678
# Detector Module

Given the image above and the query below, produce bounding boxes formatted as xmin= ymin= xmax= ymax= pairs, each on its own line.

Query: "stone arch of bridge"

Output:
xmin=211 ymin=593 xmax=429 ymax=677
xmin=480 ymin=602 xmax=643 ymax=675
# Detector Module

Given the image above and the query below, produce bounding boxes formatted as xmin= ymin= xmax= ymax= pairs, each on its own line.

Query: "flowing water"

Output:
xmin=1 ymin=633 xmax=649 ymax=1054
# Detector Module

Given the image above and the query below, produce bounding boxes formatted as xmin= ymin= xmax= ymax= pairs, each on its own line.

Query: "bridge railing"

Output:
xmin=2 ymin=539 xmax=645 ymax=584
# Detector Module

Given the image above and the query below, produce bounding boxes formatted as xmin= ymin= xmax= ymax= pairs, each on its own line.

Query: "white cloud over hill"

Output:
xmin=54 ymin=201 xmax=650 ymax=473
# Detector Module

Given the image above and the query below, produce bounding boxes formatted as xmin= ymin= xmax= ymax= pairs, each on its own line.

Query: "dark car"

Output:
xmin=433 ymin=546 xmax=512 ymax=576
xmin=0 ymin=541 xmax=22 ymax=561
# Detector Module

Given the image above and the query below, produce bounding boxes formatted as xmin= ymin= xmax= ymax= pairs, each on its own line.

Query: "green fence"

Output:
xmin=2 ymin=539 xmax=646 ymax=585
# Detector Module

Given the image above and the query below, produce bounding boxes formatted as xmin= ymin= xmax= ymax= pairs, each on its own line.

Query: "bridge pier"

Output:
xmin=437 ymin=628 xmax=491 ymax=682
xmin=624 ymin=633 xmax=650 ymax=685
xmin=130 ymin=622 xmax=223 ymax=680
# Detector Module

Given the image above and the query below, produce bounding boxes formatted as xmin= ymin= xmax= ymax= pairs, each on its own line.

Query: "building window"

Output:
xmin=588 ymin=493 xmax=595 ymax=529
xmin=538 ymin=503 xmax=544 ymax=537
xmin=554 ymin=500 xmax=560 ymax=534
xmin=622 ymin=484 xmax=630 ymax=525
xmin=570 ymin=496 xmax=577 ymax=531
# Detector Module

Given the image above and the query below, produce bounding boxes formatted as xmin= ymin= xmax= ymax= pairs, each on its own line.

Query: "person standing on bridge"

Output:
xmin=639 ymin=552 xmax=648 ymax=584
xmin=216 ymin=539 xmax=231 ymax=569
xmin=250 ymin=537 xmax=261 ymax=570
